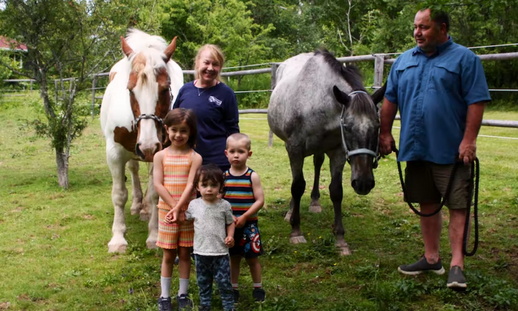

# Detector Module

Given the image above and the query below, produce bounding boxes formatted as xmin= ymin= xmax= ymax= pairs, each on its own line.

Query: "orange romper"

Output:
xmin=156 ymin=149 xmax=195 ymax=249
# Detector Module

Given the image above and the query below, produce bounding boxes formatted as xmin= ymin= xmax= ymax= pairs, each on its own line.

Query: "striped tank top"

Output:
xmin=157 ymin=149 xmax=195 ymax=211
xmin=224 ymin=168 xmax=257 ymax=221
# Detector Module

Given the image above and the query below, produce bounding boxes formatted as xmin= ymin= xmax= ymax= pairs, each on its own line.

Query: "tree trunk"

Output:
xmin=55 ymin=148 xmax=69 ymax=189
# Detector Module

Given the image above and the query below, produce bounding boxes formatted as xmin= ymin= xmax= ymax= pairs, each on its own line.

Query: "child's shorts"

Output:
xmin=230 ymin=221 xmax=263 ymax=258
xmin=156 ymin=208 xmax=194 ymax=249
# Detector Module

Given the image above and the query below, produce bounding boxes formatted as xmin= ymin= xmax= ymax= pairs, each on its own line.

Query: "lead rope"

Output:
xmin=393 ymin=146 xmax=480 ymax=256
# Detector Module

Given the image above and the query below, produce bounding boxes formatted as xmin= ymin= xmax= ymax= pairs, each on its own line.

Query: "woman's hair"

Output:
xmin=194 ymin=44 xmax=225 ymax=81
xmin=163 ymin=108 xmax=197 ymax=148
xmin=193 ymin=164 xmax=225 ymax=194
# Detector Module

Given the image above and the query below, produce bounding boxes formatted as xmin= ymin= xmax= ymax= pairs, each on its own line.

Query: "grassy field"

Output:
xmin=1 ymin=93 xmax=518 ymax=311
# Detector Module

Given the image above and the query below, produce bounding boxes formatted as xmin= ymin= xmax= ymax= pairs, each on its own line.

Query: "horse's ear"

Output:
xmin=121 ymin=36 xmax=134 ymax=58
xmin=370 ymin=83 xmax=387 ymax=105
xmin=333 ymin=86 xmax=350 ymax=108
xmin=164 ymin=36 xmax=177 ymax=63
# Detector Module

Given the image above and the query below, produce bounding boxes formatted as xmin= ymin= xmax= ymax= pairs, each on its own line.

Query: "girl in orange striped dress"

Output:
xmin=153 ymin=108 xmax=202 ymax=311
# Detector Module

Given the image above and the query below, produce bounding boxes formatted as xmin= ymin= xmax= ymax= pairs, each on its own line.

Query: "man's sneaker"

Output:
xmin=158 ymin=297 xmax=172 ymax=311
xmin=176 ymin=294 xmax=193 ymax=311
xmin=398 ymin=256 xmax=445 ymax=275
xmin=252 ymin=288 xmax=265 ymax=302
xmin=447 ymin=266 xmax=467 ymax=291
xmin=233 ymin=289 xmax=240 ymax=304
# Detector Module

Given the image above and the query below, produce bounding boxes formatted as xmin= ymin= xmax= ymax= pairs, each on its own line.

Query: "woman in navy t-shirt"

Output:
xmin=173 ymin=44 xmax=239 ymax=172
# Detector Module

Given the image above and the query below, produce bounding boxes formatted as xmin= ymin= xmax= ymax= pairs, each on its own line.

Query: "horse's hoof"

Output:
xmin=309 ymin=202 xmax=322 ymax=213
xmin=335 ymin=242 xmax=352 ymax=256
xmin=284 ymin=212 xmax=292 ymax=222
xmin=108 ymin=244 xmax=127 ymax=253
xmin=130 ymin=202 xmax=142 ymax=216
xmin=139 ymin=210 xmax=150 ymax=221
xmin=146 ymin=239 xmax=158 ymax=249
xmin=289 ymin=236 xmax=307 ymax=244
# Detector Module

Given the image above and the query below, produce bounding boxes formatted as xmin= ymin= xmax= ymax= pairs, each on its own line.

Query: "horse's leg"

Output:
xmin=309 ymin=153 xmax=325 ymax=213
xmin=285 ymin=145 xmax=307 ymax=244
xmin=107 ymin=157 xmax=129 ymax=253
xmin=145 ymin=163 xmax=159 ymax=249
xmin=127 ymin=159 xmax=143 ymax=217
xmin=327 ymin=148 xmax=351 ymax=256
xmin=139 ymin=163 xmax=153 ymax=221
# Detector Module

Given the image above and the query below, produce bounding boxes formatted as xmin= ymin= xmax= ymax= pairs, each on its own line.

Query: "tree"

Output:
xmin=0 ymin=0 xmax=136 ymax=188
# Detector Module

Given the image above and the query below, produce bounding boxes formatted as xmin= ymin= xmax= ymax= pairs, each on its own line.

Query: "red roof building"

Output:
xmin=0 ymin=36 xmax=27 ymax=52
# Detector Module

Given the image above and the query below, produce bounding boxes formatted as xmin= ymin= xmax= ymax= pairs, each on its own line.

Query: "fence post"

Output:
xmin=91 ymin=75 xmax=97 ymax=118
xmin=373 ymin=54 xmax=385 ymax=88
xmin=268 ymin=63 xmax=278 ymax=148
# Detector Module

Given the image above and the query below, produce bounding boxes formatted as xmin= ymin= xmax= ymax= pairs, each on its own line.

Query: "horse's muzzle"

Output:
xmin=135 ymin=142 xmax=160 ymax=162
xmin=351 ymin=178 xmax=375 ymax=195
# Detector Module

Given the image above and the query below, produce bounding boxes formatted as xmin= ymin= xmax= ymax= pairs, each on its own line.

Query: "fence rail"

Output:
xmin=3 ymin=51 xmax=518 ymax=136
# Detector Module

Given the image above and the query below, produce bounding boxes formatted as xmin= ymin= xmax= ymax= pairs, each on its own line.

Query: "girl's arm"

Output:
xmin=171 ymin=151 xmax=203 ymax=212
xmin=234 ymin=172 xmax=264 ymax=228
xmin=153 ymin=150 xmax=178 ymax=221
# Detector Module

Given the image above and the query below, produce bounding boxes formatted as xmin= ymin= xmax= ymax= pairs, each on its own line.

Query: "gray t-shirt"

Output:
xmin=185 ymin=198 xmax=234 ymax=256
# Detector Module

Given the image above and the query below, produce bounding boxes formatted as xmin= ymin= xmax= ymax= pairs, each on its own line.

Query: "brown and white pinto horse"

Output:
xmin=100 ymin=29 xmax=184 ymax=253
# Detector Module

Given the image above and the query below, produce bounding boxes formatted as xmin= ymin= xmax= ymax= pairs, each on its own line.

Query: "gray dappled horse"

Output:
xmin=268 ymin=50 xmax=386 ymax=255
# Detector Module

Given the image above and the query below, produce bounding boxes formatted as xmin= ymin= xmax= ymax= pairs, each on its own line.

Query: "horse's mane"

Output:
xmin=315 ymin=49 xmax=376 ymax=116
xmin=125 ymin=28 xmax=168 ymax=54
xmin=125 ymin=29 xmax=171 ymax=80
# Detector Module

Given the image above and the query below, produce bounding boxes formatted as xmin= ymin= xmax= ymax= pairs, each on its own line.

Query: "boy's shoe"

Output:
xmin=176 ymin=294 xmax=193 ymax=311
xmin=252 ymin=288 xmax=265 ymax=302
xmin=398 ymin=256 xmax=445 ymax=275
xmin=447 ymin=266 xmax=467 ymax=291
xmin=233 ymin=289 xmax=240 ymax=304
xmin=198 ymin=306 xmax=211 ymax=311
xmin=158 ymin=297 xmax=172 ymax=311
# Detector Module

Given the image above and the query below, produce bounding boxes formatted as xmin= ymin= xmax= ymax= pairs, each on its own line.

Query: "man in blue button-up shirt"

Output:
xmin=379 ymin=8 xmax=490 ymax=290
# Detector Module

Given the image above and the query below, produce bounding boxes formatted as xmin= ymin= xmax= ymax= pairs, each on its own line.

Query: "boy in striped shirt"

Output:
xmin=223 ymin=133 xmax=266 ymax=303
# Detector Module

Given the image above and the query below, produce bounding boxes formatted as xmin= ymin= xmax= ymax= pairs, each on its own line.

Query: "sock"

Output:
xmin=178 ymin=278 xmax=189 ymax=296
xmin=253 ymin=282 xmax=262 ymax=289
xmin=232 ymin=283 xmax=239 ymax=289
xmin=160 ymin=276 xmax=171 ymax=298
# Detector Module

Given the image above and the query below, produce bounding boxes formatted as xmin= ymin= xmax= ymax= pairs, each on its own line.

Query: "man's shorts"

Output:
xmin=229 ymin=222 xmax=263 ymax=258
xmin=156 ymin=208 xmax=194 ymax=249
xmin=404 ymin=161 xmax=473 ymax=210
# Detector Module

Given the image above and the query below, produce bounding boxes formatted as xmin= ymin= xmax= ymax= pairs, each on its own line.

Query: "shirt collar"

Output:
xmin=412 ymin=36 xmax=453 ymax=56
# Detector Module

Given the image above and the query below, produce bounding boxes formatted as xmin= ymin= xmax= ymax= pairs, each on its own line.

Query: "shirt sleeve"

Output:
xmin=461 ymin=54 xmax=492 ymax=105
xmin=384 ymin=56 xmax=402 ymax=104
xmin=223 ymin=89 xmax=240 ymax=135
xmin=172 ymin=85 xmax=185 ymax=109
xmin=223 ymin=200 xmax=234 ymax=225
xmin=185 ymin=201 xmax=194 ymax=220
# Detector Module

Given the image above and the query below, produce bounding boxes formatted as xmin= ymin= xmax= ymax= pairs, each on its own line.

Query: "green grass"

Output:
xmin=1 ymin=93 xmax=518 ymax=310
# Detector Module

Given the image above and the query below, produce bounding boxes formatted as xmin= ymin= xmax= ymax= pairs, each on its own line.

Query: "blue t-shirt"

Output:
xmin=173 ymin=81 xmax=239 ymax=167
xmin=385 ymin=37 xmax=491 ymax=164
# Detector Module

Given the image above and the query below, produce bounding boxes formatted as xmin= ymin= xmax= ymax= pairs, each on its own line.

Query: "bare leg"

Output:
xmin=246 ymin=257 xmax=262 ymax=284
xmin=421 ymin=203 xmax=442 ymax=264
xmin=161 ymin=248 xmax=178 ymax=277
xmin=177 ymin=246 xmax=191 ymax=280
xmin=230 ymin=255 xmax=242 ymax=285
xmin=449 ymin=208 xmax=467 ymax=269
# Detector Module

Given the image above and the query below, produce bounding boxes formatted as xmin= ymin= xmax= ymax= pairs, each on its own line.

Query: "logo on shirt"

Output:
xmin=209 ymin=96 xmax=222 ymax=106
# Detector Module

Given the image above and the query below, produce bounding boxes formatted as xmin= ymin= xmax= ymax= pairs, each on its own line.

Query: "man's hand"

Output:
xmin=458 ymin=139 xmax=477 ymax=165
xmin=379 ymin=132 xmax=395 ymax=156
